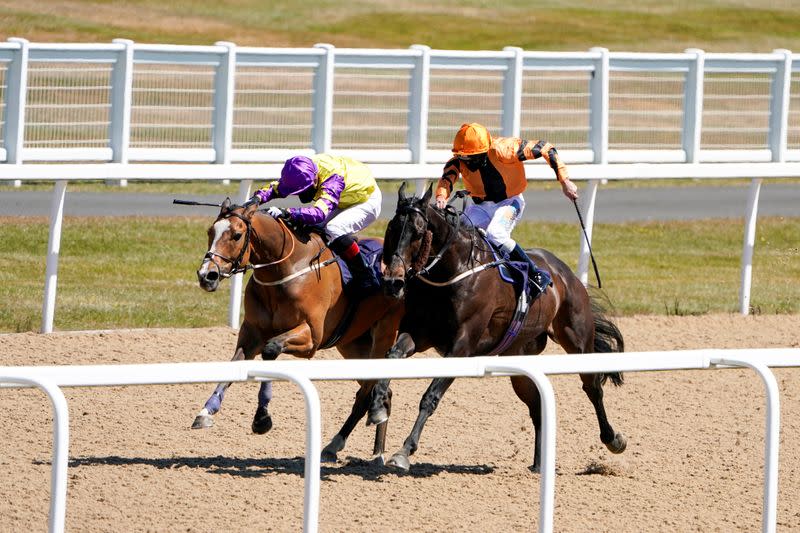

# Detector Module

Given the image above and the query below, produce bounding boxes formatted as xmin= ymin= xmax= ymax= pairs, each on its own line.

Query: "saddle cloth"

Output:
xmin=334 ymin=237 xmax=384 ymax=288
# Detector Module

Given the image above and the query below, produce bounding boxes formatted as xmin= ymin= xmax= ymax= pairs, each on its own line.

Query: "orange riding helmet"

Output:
xmin=452 ymin=123 xmax=492 ymax=156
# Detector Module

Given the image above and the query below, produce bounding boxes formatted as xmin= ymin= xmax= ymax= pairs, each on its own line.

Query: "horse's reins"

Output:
xmin=204 ymin=212 xmax=335 ymax=287
xmin=402 ymin=192 xmax=504 ymax=286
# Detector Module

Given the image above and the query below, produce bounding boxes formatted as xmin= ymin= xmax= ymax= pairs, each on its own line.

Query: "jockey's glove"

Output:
xmin=267 ymin=206 xmax=291 ymax=219
xmin=250 ymin=190 xmax=270 ymax=206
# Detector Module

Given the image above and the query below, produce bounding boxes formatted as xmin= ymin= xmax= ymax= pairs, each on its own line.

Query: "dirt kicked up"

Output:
xmin=0 ymin=314 xmax=799 ymax=532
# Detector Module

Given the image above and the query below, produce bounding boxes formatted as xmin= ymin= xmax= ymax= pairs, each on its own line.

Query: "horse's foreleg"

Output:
xmin=386 ymin=376 xmax=455 ymax=472
xmin=321 ymin=380 xmax=391 ymax=464
xmin=252 ymin=322 xmax=314 ymax=435
xmin=192 ymin=323 xmax=263 ymax=429
xmin=580 ymin=373 xmax=627 ymax=454
xmin=367 ymin=332 xmax=415 ymax=426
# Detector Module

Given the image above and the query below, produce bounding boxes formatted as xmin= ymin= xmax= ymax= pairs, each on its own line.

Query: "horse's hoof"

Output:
xmin=321 ymin=435 xmax=345 ymax=463
xmin=606 ymin=432 xmax=627 ymax=454
xmin=370 ymin=454 xmax=385 ymax=466
xmin=386 ymin=453 xmax=410 ymax=472
xmin=366 ymin=408 xmax=388 ymax=426
xmin=320 ymin=448 xmax=338 ymax=463
xmin=528 ymin=463 xmax=541 ymax=474
xmin=251 ymin=413 xmax=273 ymax=434
xmin=191 ymin=414 xmax=214 ymax=429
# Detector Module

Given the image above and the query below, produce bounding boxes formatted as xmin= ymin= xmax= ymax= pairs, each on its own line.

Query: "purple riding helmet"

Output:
xmin=278 ymin=156 xmax=317 ymax=197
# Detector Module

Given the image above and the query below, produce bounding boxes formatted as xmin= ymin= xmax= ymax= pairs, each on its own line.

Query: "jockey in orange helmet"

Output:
xmin=435 ymin=123 xmax=579 ymax=291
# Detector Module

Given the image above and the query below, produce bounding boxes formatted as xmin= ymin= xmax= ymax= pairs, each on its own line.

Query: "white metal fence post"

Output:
xmin=768 ymin=49 xmax=791 ymax=163
xmin=409 ymin=44 xmax=431 ymax=196
xmin=312 ymin=44 xmax=335 ymax=153
xmin=739 ymin=178 xmax=763 ymax=315
xmin=502 ymin=46 xmax=523 ymax=138
xmin=41 ymin=179 xmax=68 ymax=334
xmin=739 ymin=49 xmax=791 ymax=316
xmin=4 ymin=37 xmax=29 ymax=188
xmin=0 ymin=376 xmax=69 ymax=533
xmin=109 ymin=39 xmax=133 ymax=187
xmin=710 ymin=356 xmax=780 ymax=533
xmin=486 ymin=363 xmax=556 ymax=533
xmin=248 ymin=369 xmax=321 ymax=533
xmin=683 ymin=48 xmax=705 ymax=163
xmin=213 ymin=41 xmax=236 ymax=185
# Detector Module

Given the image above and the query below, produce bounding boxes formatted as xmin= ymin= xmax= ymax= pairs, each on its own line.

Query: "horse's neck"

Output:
xmin=427 ymin=210 xmax=482 ymax=271
xmin=250 ymin=216 xmax=326 ymax=270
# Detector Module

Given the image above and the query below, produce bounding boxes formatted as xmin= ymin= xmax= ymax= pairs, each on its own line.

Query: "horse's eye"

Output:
xmin=231 ymin=232 xmax=243 ymax=241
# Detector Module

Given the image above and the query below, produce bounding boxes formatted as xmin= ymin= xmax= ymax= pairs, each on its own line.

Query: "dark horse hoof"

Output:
xmin=366 ymin=407 xmax=388 ymax=426
xmin=251 ymin=411 xmax=273 ymax=434
xmin=191 ymin=414 xmax=214 ymax=429
xmin=386 ymin=452 xmax=411 ymax=472
xmin=605 ymin=432 xmax=627 ymax=454
xmin=321 ymin=435 xmax=345 ymax=463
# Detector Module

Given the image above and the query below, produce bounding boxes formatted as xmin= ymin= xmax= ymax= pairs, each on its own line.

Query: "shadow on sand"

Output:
xmin=56 ymin=455 xmax=495 ymax=481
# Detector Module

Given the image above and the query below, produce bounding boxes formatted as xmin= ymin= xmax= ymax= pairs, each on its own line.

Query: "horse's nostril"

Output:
xmin=205 ymin=271 xmax=219 ymax=282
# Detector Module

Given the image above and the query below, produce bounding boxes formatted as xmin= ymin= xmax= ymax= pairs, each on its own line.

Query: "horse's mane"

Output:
xmin=395 ymin=198 xmax=495 ymax=265
xmin=250 ymin=210 xmax=323 ymax=246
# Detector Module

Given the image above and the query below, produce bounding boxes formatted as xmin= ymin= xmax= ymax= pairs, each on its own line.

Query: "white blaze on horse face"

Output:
xmin=198 ymin=219 xmax=232 ymax=277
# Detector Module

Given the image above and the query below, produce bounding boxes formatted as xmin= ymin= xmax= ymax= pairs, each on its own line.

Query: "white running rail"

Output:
xmin=2 ymin=348 xmax=799 ymax=533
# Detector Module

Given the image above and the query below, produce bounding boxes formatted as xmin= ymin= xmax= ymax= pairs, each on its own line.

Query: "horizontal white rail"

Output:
xmin=2 ymin=348 xmax=799 ymax=533
xmin=2 ymin=162 xmax=800 ymax=181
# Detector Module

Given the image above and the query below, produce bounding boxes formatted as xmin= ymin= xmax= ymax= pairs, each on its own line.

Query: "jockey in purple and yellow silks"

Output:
xmin=434 ymin=123 xmax=579 ymax=292
xmin=248 ymin=154 xmax=381 ymax=295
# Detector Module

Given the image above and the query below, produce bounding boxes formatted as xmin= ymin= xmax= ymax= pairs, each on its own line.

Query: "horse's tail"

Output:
xmin=590 ymin=290 xmax=625 ymax=387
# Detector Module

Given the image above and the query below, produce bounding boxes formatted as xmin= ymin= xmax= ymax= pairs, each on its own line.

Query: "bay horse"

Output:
xmin=194 ymin=198 xmax=404 ymax=463
xmin=368 ymin=183 xmax=627 ymax=472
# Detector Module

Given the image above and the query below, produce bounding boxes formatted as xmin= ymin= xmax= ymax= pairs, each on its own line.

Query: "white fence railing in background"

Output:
xmin=0 ymin=39 xmax=798 ymax=331
xmin=1 ymin=348 xmax=798 ymax=533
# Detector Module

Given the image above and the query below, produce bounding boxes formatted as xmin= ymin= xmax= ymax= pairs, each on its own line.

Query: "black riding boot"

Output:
xmin=511 ymin=243 xmax=552 ymax=292
xmin=331 ymin=235 xmax=381 ymax=298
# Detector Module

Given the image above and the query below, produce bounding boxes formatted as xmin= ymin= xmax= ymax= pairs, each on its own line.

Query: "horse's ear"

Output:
xmin=420 ymin=183 xmax=433 ymax=205
xmin=220 ymin=197 xmax=232 ymax=213
xmin=398 ymin=181 xmax=408 ymax=202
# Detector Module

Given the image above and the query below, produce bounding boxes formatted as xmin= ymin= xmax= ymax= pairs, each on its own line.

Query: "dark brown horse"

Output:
xmin=368 ymin=183 xmax=626 ymax=472
xmin=194 ymin=198 xmax=403 ymax=463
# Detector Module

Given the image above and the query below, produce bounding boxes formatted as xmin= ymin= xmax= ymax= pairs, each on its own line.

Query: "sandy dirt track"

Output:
xmin=1 ymin=314 xmax=799 ymax=532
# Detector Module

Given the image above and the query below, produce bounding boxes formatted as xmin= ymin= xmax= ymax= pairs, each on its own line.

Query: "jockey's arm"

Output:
xmin=517 ymin=139 xmax=578 ymax=200
xmin=285 ymin=173 xmax=345 ymax=225
xmin=435 ymin=157 xmax=459 ymax=208
xmin=252 ymin=181 xmax=281 ymax=204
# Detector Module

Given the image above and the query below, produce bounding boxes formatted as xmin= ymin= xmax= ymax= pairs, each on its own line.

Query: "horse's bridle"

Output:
xmin=393 ymin=201 xmax=462 ymax=280
xmin=202 ymin=211 xmax=295 ymax=279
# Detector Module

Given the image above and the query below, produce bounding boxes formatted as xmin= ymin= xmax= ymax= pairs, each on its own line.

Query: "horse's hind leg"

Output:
xmin=321 ymin=380 xmax=392 ymax=464
xmin=580 ymin=373 xmax=627 ymax=454
xmin=386 ymin=376 xmax=455 ymax=472
xmin=192 ymin=321 xmax=263 ymax=429
xmin=509 ymin=375 xmax=544 ymax=473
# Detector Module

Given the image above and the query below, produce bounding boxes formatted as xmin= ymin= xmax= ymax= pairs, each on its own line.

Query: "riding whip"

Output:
xmin=172 ymin=199 xmax=223 ymax=207
xmin=572 ymin=198 xmax=602 ymax=288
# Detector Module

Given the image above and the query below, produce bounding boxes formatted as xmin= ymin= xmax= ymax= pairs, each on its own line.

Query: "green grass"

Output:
xmin=1 ymin=215 xmax=797 ymax=333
